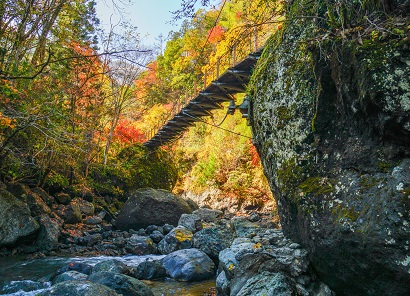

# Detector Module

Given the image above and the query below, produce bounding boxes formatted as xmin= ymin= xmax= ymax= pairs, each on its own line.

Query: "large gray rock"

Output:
xmin=88 ymin=272 xmax=154 ymax=296
xmin=114 ymin=188 xmax=193 ymax=230
xmin=162 ymin=248 xmax=216 ymax=281
xmin=250 ymin=2 xmax=410 ymax=294
xmin=38 ymin=280 xmax=119 ymax=296
xmin=132 ymin=260 xmax=167 ymax=280
xmin=0 ymin=189 xmax=39 ymax=246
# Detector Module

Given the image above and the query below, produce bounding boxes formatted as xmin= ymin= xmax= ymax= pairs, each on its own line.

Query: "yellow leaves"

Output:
xmin=0 ymin=113 xmax=15 ymax=129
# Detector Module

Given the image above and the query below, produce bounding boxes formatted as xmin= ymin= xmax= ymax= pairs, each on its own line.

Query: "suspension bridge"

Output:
xmin=143 ymin=46 xmax=262 ymax=149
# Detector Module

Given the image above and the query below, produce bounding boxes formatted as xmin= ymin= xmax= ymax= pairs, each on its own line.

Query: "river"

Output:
xmin=0 ymin=255 xmax=215 ymax=295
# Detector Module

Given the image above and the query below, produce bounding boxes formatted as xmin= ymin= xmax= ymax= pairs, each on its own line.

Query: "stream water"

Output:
xmin=0 ymin=255 xmax=215 ymax=296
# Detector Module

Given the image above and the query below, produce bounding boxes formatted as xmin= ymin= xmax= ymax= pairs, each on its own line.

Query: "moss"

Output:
xmin=378 ymin=161 xmax=391 ymax=173
xmin=359 ymin=176 xmax=379 ymax=189
xmin=298 ymin=177 xmax=335 ymax=196
xmin=276 ymin=158 xmax=304 ymax=197
xmin=275 ymin=105 xmax=296 ymax=129
xmin=332 ymin=205 xmax=360 ymax=222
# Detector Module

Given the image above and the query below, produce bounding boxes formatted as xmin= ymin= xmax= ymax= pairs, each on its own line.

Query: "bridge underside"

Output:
xmin=143 ymin=48 xmax=263 ymax=149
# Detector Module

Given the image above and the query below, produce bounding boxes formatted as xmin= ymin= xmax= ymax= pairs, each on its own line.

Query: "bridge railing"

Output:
xmin=144 ymin=21 xmax=278 ymax=142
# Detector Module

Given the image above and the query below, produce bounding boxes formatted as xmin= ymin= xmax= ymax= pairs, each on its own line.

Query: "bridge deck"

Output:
xmin=143 ymin=48 xmax=263 ymax=148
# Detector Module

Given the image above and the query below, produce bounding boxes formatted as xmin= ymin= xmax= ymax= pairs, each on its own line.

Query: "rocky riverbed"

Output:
xmin=0 ymin=186 xmax=334 ymax=295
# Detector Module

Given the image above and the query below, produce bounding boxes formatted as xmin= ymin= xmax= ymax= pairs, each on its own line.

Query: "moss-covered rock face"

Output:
xmin=250 ymin=0 xmax=410 ymax=295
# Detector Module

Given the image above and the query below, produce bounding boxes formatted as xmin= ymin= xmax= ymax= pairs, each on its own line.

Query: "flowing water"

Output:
xmin=0 ymin=255 xmax=215 ymax=296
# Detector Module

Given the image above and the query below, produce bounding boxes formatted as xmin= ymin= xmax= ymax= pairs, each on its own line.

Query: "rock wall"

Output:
xmin=250 ymin=0 xmax=410 ymax=295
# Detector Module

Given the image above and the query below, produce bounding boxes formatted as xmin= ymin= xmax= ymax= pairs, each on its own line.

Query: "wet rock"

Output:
xmin=88 ymin=272 xmax=154 ymax=296
xmin=53 ymin=271 xmax=88 ymax=284
xmin=162 ymin=248 xmax=216 ymax=281
xmin=1 ymin=280 xmax=50 ymax=294
xmin=125 ymin=235 xmax=157 ymax=255
xmin=114 ymin=188 xmax=193 ymax=230
xmin=158 ymin=226 xmax=193 ymax=255
xmin=38 ymin=280 xmax=119 ymax=296
xmin=35 ymin=214 xmax=60 ymax=251
xmin=192 ymin=226 xmax=234 ymax=263
xmin=0 ymin=189 xmax=39 ymax=247
xmin=92 ymin=259 xmax=129 ymax=274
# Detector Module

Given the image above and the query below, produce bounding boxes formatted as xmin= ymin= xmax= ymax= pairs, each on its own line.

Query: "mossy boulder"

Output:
xmin=250 ymin=0 xmax=410 ymax=295
xmin=0 ymin=189 xmax=40 ymax=247
xmin=114 ymin=188 xmax=193 ymax=230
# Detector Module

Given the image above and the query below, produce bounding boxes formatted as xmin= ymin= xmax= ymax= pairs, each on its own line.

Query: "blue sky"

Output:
xmin=95 ymin=0 xmax=191 ymax=47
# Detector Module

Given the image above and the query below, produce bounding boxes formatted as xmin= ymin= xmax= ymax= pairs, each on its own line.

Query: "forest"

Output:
xmin=0 ymin=0 xmax=279 ymax=206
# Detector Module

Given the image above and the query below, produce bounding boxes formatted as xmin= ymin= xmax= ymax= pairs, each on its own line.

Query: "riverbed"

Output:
xmin=0 ymin=255 xmax=215 ymax=295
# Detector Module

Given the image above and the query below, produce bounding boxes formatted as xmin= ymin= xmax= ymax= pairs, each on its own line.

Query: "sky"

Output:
xmin=95 ymin=0 xmax=194 ymax=48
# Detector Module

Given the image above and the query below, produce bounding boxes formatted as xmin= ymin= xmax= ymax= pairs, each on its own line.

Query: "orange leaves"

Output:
xmin=207 ymin=25 xmax=226 ymax=44
xmin=249 ymin=141 xmax=261 ymax=167
xmin=0 ymin=113 xmax=15 ymax=129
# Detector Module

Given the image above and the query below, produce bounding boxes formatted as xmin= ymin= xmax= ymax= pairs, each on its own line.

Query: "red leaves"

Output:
xmin=113 ymin=119 xmax=145 ymax=143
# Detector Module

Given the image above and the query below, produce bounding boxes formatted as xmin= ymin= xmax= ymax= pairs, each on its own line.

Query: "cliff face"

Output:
xmin=250 ymin=1 xmax=410 ymax=295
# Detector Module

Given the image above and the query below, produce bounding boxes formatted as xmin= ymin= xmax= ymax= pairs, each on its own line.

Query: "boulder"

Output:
xmin=53 ymin=271 xmax=88 ymax=284
xmin=114 ymin=188 xmax=193 ymax=230
xmin=87 ymin=272 xmax=154 ymax=296
xmin=250 ymin=1 xmax=410 ymax=294
xmin=162 ymin=248 xmax=216 ymax=281
xmin=0 ymin=189 xmax=39 ymax=247
xmin=124 ymin=235 xmax=157 ymax=255
xmin=37 ymin=280 xmax=119 ymax=296
xmin=216 ymin=271 xmax=230 ymax=296
xmin=35 ymin=214 xmax=60 ymax=251
xmin=158 ymin=226 xmax=193 ymax=255
xmin=192 ymin=226 xmax=234 ymax=263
